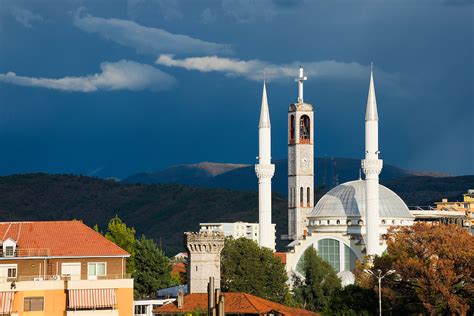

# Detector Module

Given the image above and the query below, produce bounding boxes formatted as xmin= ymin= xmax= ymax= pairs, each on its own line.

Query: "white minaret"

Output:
xmin=255 ymin=81 xmax=275 ymax=251
xmin=361 ymin=65 xmax=383 ymax=256
xmin=286 ymin=67 xmax=314 ymax=241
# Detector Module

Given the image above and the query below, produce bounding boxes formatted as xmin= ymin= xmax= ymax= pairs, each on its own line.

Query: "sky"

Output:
xmin=0 ymin=0 xmax=472 ymax=179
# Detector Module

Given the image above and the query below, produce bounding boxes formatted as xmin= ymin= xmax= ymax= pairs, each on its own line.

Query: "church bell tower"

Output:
xmin=287 ymin=67 xmax=314 ymax=240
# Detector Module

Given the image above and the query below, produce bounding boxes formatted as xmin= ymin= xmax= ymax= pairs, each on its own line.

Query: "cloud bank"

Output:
xmin=156 ymin=55 xmax=374 ymax=82
xmin=74 ymin=9 xmax=232 ymax=55
xmin=0 ymin=60 xmax=176 ymax=92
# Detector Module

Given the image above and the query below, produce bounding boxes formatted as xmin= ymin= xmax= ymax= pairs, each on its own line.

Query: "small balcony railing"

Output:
xmin=0 ymin=273 xmax=131 ymax=283
xmin=0 ymin=248 xmax=51 ymax=258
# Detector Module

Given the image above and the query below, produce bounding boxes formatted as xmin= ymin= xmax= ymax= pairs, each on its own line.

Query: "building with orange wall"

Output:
xmin=0 ymin=221 xmax=133 ymax=315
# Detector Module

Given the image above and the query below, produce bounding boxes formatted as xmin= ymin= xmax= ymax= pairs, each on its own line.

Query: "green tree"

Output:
xmin=105 ymin=215 xmax=136 ymax=274
xmin=324 ymin=284 xmax=377 ymax=315
xmin=293 ymin=247 xmax=341 ymax=312
xmin=221 ymin=237 xmax=290 ymax=304
xmin=134 ymin=235 xmax=174 ymax=298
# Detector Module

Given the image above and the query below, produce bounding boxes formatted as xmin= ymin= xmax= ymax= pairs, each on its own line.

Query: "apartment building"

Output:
xmin=199 ymin=222 xmax=276 ymax=248
xmin=0 ymin=221 xmax=133 ymax=316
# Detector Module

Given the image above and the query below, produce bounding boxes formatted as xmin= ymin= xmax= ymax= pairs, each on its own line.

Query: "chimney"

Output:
xmin=217 ymin=294 xmax=225 ymax=316
xmin=177 ymin=290 xmax=184 ymax=309
xmin=208 ymin=277 xmax=216 ymax=316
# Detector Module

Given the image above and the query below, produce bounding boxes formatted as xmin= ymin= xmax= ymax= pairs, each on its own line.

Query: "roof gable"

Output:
xmin=0 ymin=221 xmax=129 ymax=257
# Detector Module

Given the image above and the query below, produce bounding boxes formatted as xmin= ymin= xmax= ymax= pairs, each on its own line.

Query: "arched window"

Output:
xmin=300 ymin=187 xmax=304 ymax=207
xmin=344 ymin=245 xmax=358 ymax=271
xmin=299 ymin=115 xmax=310 ymax=143
xmin=288 ymin=188 xmax=292 ymax=207
xmin=289 ymin=115 xmax=295 ymax=143
xmin=306 ymin=187 xmax=311 ymax=207
xmin=318 ymin=239 xmax=340 ymax=272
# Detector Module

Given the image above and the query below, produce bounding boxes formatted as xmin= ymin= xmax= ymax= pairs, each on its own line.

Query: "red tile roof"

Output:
xmin=154 ymin=292 xmax=318 ymax=316
xmin=171 ymin=262 xmax=186 ymax=275
xmin=0 ymin=221 xmax=129 ymax=257
xmin=274 ymin=252 xmax=287 ymax=264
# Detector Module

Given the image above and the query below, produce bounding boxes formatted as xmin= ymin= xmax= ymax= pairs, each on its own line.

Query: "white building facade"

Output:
xmin=199 ymin=222 xmax=276 ymax=249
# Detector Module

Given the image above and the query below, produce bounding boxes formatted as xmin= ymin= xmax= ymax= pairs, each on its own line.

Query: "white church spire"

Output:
xmin=362 ymin=65 xmax=383 ymax=257
xmin=255 ymin=80 xmax=275 ymax=251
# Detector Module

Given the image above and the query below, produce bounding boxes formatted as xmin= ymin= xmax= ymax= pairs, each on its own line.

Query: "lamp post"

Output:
xmin=364 ymin=269 xmax=395 ymax=316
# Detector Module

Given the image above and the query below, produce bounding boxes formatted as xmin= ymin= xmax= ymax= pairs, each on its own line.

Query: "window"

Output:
xmin=24 ymin=297 xmax=44 ymax=311
xmin=135 ymin=305 xmax=147 ymax=314
xmin=300 ymin=187 xmax=304 ymax=207
xmin=318 ymin=239 xmax=340 ymax=272
xmin=88 ymin=262 xmax=106 ymax=277
xmin=7 ymin=267 xmax=16 ymax=278
xmin=289 ymin=115 xmax=295 ymax=142
xmin=307 ymin=187 xmax=311 ymax=207
xmin=5 ymin=246 xmax=14 ymax=257
xmin=299 ymin=115 xmax=310 ymax=143
xmin=289 ymin=188 xmax=292 ymax=207
xmin=344 ymin=245 xmax=358 ymax=272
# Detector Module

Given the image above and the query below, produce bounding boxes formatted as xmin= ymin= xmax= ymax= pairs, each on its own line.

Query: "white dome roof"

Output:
xmin=309 ymin=180 xmax=413 ymax=219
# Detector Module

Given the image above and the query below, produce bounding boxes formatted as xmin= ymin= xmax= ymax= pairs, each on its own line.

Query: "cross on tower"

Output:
xmin=295 ymin=66 xmax=307 ymax=103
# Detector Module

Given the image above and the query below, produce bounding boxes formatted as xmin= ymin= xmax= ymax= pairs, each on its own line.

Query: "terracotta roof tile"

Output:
xmin=274 ymin=252 xmax=287 ymax=264
xmin=0 ymin=221 xmax=129 ymax=257
xmin=154 ymin=292 xmax=318 ymax=316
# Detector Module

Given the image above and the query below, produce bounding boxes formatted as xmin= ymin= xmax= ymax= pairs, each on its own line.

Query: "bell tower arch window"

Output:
xmin=307 ymin=187 xmax=311 ymax=207
xmin=299 ymin=115 xmax=310 ymax=143
xmin=300 ymin=187 xmax=304 ymax=207
xmin=289 ymin=115 xmax=295 ymax=143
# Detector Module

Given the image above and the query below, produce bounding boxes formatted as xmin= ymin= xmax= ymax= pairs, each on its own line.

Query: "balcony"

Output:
xmin=0 ymin=273 xmax=131 ymax=283
xmin=0 ymin=248 xmax=50 ymax=258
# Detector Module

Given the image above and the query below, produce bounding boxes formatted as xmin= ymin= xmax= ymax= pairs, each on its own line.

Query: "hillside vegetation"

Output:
xmin=0 ymin=173 xmax=472 ymax=254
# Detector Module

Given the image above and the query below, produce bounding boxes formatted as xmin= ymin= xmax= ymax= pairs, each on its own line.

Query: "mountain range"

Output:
xmin=123 ymin=158 xmax=448 ymax=196
xmin=0 ymin=170 xmax=471 ymax=254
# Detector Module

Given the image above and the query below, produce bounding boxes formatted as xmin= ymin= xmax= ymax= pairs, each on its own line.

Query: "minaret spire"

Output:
xmin=259 ymin=81 xmax=271 ymax=128
xmin=362 ymin=65 xmax=383 ymax=257
xmin=365 ymin=65 xmax=379 ymax=122
xmin=255 ymin=80 xmax=275 ymax=251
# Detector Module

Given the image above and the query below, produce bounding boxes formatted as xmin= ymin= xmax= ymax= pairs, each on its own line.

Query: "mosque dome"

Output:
xmin=309 ymin=180 xmax=413 ymax=219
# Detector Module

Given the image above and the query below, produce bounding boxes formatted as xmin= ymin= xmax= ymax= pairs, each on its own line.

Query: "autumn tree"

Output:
xmin=221 ymin=237 xmax=291 ymax=304
xmin=105 ymin=215 xmax=136 ymax=274
xmin=293 ymin=247 xmax=341 ymax=312
xmin=355 ymin=223 xmax=473 ymax=315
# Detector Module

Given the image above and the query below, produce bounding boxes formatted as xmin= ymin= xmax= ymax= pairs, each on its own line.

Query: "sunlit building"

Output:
xmin=0 ymin=221 xmax=133 ymax=315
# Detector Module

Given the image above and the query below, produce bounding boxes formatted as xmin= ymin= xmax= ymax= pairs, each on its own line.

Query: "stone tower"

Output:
xmin=255 ymin=80 xmax=276 ymax=251
xmin=287 ymin=67 xmax=315 ymax=241
xmin=185 ymin=231 xmax=225 ymax=293
xmin=361 ymin=66 xmax=383 ymax=256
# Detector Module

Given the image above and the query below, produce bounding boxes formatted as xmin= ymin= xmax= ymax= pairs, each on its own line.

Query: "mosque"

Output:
xmin=254 ymin=66 xmax=415 ymax=283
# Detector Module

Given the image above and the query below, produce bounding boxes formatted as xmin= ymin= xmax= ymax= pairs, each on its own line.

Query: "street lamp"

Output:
xmin=364 ymin=268 xmax=396 ymax=316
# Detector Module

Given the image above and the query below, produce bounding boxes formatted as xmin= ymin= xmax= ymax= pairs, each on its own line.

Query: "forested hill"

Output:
xmin=0 ymin=173 xmax=472 ymax=254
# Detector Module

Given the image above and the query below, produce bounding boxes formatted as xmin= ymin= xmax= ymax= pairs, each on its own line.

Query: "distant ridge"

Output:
xmin=123 ymin=158 xmax=448 ymax=195
xmin=0 ymin=173 xmax=470 ymax=254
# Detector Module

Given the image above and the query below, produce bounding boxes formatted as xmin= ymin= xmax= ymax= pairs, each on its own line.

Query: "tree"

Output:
xmin=324 ymin=284 xmax=377 ymax=315
xmin=293 ymin=247 xmax=341 ymax=312
xmin=355 ymin=223 xmax=474 ymax=315
xmin=105 ymin=215 xmax=136 ymax=274
xmin=134 ymin=235 xmax=175 ymax=298
xmin=221 ymin=237 xmax=291 ymax=304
